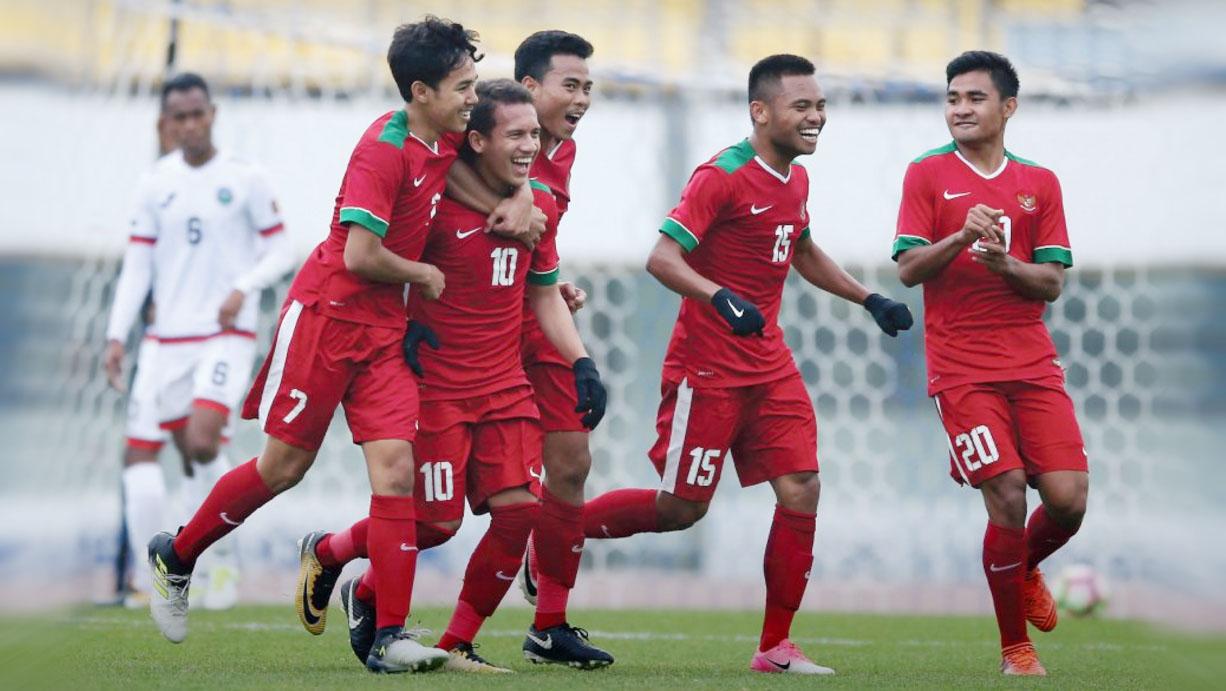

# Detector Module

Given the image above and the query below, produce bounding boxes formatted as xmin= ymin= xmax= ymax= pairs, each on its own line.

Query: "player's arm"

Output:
xmin=445 ymin=159 xmax=545 ymax=248
xmin=527 ymin=283 xmax=606 ymax=429
xmin=104 ymin=240 xmax=154 ymax=392
xmin=793 ymin=235 xmax=914 ymax=337
xmin=896 ymin=203 xmax=1003 ymax=286
xmin=645 ymin=234 xmax=720 ymax=302
xmin=343 ymin=226 xmax=444 ymax=299
xmin=970 ymin=243 xmax=1065 ymax=301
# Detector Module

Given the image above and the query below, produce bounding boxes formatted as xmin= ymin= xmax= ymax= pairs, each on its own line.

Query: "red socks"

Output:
xmin=534 ymin=488 xmax=584 ymax=630
xmin=760 ymin=505 xmax=815 ymax=651
xmin=984 ymin=522 xmax=1029 ymax=650
xmin=582 ymin=488 xmax=660 ymax=539
xmin=368 ymin=495 xmax=417 ymax=630
xmin=437 ymin=502 xmax=538 ymax=650
xmin=352 ymin=521 xmax=456 ymax=604
xmin=172 ymin=458 xmax=273 ymax=566
xmin=1025 ymin=505 xmax=1078 ymax=571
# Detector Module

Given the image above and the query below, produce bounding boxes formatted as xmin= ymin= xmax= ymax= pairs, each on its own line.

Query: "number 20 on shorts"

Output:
xmin=954 ymin=425 xmax=999 ymax=472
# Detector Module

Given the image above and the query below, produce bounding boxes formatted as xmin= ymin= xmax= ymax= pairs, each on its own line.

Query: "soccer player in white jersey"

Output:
xmin=104 ymin=73 xmax=296 ymax=607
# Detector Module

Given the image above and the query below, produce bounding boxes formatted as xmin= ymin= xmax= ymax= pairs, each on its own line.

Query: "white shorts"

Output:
xmin=125 ymin=337 xmax=168 ymax=450
xmin=154 ymin=333 xmax=257 ymax=434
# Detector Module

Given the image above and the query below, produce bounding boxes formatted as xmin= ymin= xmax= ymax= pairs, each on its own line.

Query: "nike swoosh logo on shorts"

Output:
xmin=219 ymin=512 xmax=242 ymax=526
xmin=989 ymin=561 xmax=1022 ymax=572
xmin=456 ymin=227 xmax=482 ymax=239
xmin=400 ymin=543 xmax=417 ymax=552
xmin=496 ymin=571 xmax=515 ymax=581
xmin=571 ymin=545 xmax=583 ymax=553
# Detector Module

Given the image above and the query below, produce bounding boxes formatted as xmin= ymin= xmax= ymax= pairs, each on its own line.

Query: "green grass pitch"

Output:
xmin=3 ymin=605 xmax=1223 ymax=689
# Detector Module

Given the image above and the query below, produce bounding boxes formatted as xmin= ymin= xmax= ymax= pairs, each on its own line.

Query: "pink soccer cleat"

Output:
xmin=750 ymin=639 xmax=835 ymax=675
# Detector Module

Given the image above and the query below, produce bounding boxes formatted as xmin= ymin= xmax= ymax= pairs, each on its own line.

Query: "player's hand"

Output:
xmin=957 ymin=204 xmax=1005 ymax=245
xmin=217 ymin=289 xmax=245 ymax=330
xmin=104 ymin=339 xmax=127 ymax=393
xmin=969 ymin=238 xmax=1015 ymax=276
xmin=863 ymin=293 xmax=914 ymax=337
xmin=401 ymin=320 xmax=440 ymax=377
xmin=572 ymin=357 xmax=607 ymax=430
xmin=711 ymin=287 xmax=765 ymax=336
xmin=559 ymin=281 xmax=587 ymax=313
xmin=414 ymin=264 xmax=446 ymax=300
xmin=487 ymin=189 xmax=545 ymax=250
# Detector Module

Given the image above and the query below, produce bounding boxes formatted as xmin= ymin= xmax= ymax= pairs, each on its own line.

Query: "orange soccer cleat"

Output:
xmin=1023 ymin=567 xmax=1059 ymax=632
xmin=1001 ymin=643 xmax=1047 ymax=676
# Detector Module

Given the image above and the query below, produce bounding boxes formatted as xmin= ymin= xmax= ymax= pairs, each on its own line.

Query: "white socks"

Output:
xmin=122 ymin=462 xmax=166 ymax=592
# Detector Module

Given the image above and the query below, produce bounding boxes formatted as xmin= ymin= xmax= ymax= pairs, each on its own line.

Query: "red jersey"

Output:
xmin=892 ymin=142 xmax=1074 ymax=396
xmin=530 ymin=138 xmax=576 ymax=218
xmin=659 ymin=139 xmax=812 ymax=388
xmin=409 ymin=182 xmax=561 ymax=400
xmin=289 ymin=111 xmax=461 ymax=328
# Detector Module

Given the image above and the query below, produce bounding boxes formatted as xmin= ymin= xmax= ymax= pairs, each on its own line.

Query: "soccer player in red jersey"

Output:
xmin=575 ymin=55 xmax=914 ymax=675
xmin=301 ymin=80 xmax=612 ymax=672
xmin=145 ymin=18 xmax=480 ymax=674
xmin=892 ymin=51 xmax=1089 ymax=677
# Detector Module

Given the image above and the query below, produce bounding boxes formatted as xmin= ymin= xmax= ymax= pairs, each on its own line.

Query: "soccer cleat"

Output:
xmin=295 ymin=531 xmax=342 ymax=635
xmin=1001 ymin=643 xmax=1047 ymax=676
xmin=147 ymin=531 xmax=192 ymax=643
xmin=444 ymin=642 xmax=513 ymax=673
xmin=365 ymin=626 xmax=449 ymax=674
xmin=522 ymin=623 xmax=614 ymax=669
xmin=202 ymin=563 xmax=239 ymax=611
xmin=1023 ymin=568 xmax=1059 ymax=632
xmin=750 ymin=639 xmax=836 ymax=675
xmin=518 ymin=537 xmax=538 ymax=606
xmin=339 ymin=577 xmax=376 ymax=663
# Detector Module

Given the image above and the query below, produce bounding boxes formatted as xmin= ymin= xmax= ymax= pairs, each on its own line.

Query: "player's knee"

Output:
xmin=657 ymin=497 xmax=708 ymax=531
xmin=1045 ymin=488 xmax=1087 ymax=529
xmin=776 ymin=472 xmax=821 ymax=512
xmin=544 ymin=433 xmax=592 ymax=491
xmin=257 ymin=450 xmax=315 ymax=493
xmin=981 ymin=472 xmax=1028 ymax=526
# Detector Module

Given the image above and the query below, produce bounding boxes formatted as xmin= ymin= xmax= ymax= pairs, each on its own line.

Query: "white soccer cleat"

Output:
xmin=147 ymin=531 xmax=192 ymax=644
xmin=750 ymin=639 xmax=835 ymax=675
xmin=366 ymin=627 xmax=449 ymax=674
xmin=202 ymin=563 xmax=239 ymax=611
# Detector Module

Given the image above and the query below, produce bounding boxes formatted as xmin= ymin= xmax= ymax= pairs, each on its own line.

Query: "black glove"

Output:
xmin=712 ymin=287 xmax=765 ymax=336
xmin=863 ymin=293 xmax=914 ymax=337
xmin=572 ymin=357 xmax=607 ymax=430
xmin=401 ymin=320 xmax=440 ymax=376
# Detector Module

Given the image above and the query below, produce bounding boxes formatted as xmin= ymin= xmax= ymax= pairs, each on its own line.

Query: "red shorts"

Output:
xmin=521 ymin=318 xmax=584 ymax=433
xmin=648 ymin=373 xmax=819 ymax=502
xmin=933 ymin=375 xmax=1087 ymax=488
xmin=241 ymin=300 xmax=418 ymax=450
xmin=413 ymin=385 xmax=543 ymax=522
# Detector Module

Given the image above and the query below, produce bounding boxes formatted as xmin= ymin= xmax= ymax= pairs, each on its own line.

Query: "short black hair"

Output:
xmin=467 ymin=79 xmax=535 ymax=140
xmin=387 ymin=16 xmax=481 ymax=99
xmin=946 ymin=50 xmax=1019 ymax=99
xmin=160 ymin=72 xmax=209 ymax=108
xmin=514 ymin=30 xmax=594 ymax=83
xmin=747 ymin=54 xmax=816 ymax=103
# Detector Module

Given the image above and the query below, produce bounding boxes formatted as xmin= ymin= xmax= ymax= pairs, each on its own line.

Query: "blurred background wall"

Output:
xmin=0 ymin=0 xmax=1223 ymax=628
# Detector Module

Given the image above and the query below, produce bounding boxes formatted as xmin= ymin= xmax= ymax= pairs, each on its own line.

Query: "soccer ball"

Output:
xmin=1052 ymin=564 xmax=1108 ymax=617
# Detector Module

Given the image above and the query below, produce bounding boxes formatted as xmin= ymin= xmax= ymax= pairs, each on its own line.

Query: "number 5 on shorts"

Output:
xmin=283 ymin=388 xmax=307 ymax=424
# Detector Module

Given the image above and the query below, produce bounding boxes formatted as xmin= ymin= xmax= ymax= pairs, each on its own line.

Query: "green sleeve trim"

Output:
xmin=799 ymin=227 xmax=810 ymax=241
xmin=659 ymin=218 xmax=699 ymax=252
xmin=339 ymin=207 xmax=389 ymax=238
xmin=1033 ymin=246 xmax=1073 ymax=266
xmin=891 ymin=235 xmax=931 ymax=261
xmin=527 ymin=267 xmax=560 ymax=285
xmin=911 ymin=141 xmax=957 ymax=163
xmin=712 ymin=139 xmax=755 ymax=174
xmin=1005 ymin=150 xmax=1043 ymax=168
xmin=376 ymin=110 xmax=409 ymax=148
xmin=528 ymin=179 xmax=552 ymax=195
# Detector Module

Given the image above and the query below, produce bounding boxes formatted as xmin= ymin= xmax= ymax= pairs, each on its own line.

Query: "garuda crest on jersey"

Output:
xmin=1017 ymin=192 xmax=1037 ymax=213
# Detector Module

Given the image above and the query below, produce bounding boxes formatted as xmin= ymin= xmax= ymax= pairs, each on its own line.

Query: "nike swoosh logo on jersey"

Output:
xmin=727 ymin=300 xmax=745 ymax=318
xmin=989 ymin=561 xmax=1022 ymax=573
xmin=495 ymin=571 xmax=515 ymax=581
xmin=527 ymin=633 xmax=553 ymax=649
xmin=943 ymin=190 xmax=971 ymax=200
xmin=455 ymin=227 xmax=482 ymax=239
xmin=750 ymin=203 xmax=773 ymax=215
xmin=413 ymin=174 xmax=427 ymax=187
xmin=159 ymin=193 xmax=176 ymax=208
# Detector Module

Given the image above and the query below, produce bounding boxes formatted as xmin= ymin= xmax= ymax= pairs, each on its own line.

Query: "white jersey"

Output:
xmin=107 ymin=150 xmax=294 ymax=343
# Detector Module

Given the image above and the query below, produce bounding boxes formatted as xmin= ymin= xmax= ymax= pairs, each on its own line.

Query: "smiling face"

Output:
xmin=945 ymin=70 xmax=1015 ymax=147
xmin=469 ymin=101 xmax=541 ymax=191
xmin=160 ymin=87 xmax=214 ymax=160
xmin=419 ymin=57 xmax=480 ymax=134
xmin=753 ymin=74 xmax=826 ymax=158
xmin=523 ymin=54 xmax=592 ymax=142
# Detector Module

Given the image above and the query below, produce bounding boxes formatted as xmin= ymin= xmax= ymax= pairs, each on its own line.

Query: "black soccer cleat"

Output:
xmin=295 ymin=531 xmax=342 ymax=635
xmin=339 ymin=577 xmax=377 ymax=664
xmin=522 ymin=623 xmax=614 ymax=670
xmin=365 ymin=625 xmax=448 ymax=674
